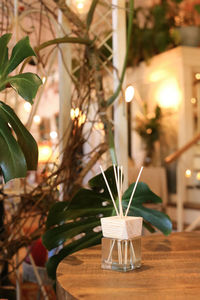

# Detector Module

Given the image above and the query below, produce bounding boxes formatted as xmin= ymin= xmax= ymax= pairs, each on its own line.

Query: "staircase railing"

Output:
xmin=165 ymin=132 xmax=200 ymax=232
xmin=165 ymin=132 xmax=200 ymax=164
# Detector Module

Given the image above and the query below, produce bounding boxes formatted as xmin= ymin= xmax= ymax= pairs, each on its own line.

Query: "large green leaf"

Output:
xmin=5 ymin=36 xmax=36 ymax=75
xmin=0 ymin=116 xmax=27 ymax=182
xmin=8 ymin=73 xmax=42 ymax=104
xmin=127 ymin=205 xmax=172 ymax=236
xmin=0 ymin=101 xmax=38 ymax=170
xmin=43 ymin=217 xmax=100 ymax=250
xmin=0 ymin=34 xmax=42 ymax=103
xmin=43 ymin=166 xmax=172 ymax=280
xmin=0 ymin=34 xmax=41 ymax=182
xmin=46 ymin=231 xmax=102 ymax=280
xmin=0 ymin=33 xmax=11 ymax=73
xmin=122 ymin=182 xmax=162 ymax=205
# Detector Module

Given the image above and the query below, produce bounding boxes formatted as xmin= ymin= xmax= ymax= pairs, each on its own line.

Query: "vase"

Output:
xmin=176 ymin=26 xmax=200 ymax=47
xmin=100 ymin=216 xmax=143 ymax=272
xmin=101 ymin=237 xmax=141 ymax=271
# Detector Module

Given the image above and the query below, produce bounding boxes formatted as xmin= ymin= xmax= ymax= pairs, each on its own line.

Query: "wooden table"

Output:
xmin=57 ymin=232 xmax=200 ymax=300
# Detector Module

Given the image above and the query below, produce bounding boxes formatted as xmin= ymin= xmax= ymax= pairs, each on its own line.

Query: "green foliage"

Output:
xmin=42 ymin=166 xmax=172 ymax=280
xmin=128 ymin=2 xmax=176 ymax=66
xmin=0 ymin=34 xmax=42 ymax=182
xmin=135 ymin=104 xmax=162 ymax=164
xmin=195 ymin=4 xmax=200 ymax=14
xmin=127 ymin=0 xmax=200 ymax=65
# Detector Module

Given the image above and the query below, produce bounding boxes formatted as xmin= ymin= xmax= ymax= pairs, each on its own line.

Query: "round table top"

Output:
xmin=57 ymin=232 xmax=200 ymax=300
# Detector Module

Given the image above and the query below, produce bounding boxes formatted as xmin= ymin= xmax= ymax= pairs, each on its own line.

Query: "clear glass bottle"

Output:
xmin=101 ymin=236 xmax=141 ymax=272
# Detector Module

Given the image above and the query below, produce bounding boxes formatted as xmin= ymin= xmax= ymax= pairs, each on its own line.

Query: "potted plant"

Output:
xmin=127 ymin=1 xmax=177 ymax=66
xmin=0 ymin=33 xmax=42 ymax=295
xmin=135 ymin=104 xmax=162 ymax=166
xmin=170 ymin=0 xmax=200 ymax=46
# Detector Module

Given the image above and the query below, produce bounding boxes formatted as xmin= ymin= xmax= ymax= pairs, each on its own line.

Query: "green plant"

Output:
xmin=169 ymin=0 xmax=200 ymax=26
xmin=128 ymin=1 xmax=176 ymax=66
xmin=42 ymin=166 xmax=172 ymax=280
xmin=0 ymin=33 xmax=42 ymax=183
xmin=135 ymin=104 xmax=162 ymax=165
xmin=127 ymin=0 xmax=200 ymax=66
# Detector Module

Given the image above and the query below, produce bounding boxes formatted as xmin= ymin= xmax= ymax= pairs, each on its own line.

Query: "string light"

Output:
xmin=38 ymin=143 xmax=52 ymax=163
xmin=33 ymin=115 xmax=41 ymax=124
xmin=191 ymin=97 xmax=196 ymax=104
xmin=196 ymin=172 xmax=200 ymax=181
xmin=72 ymin=0 xmax=91 ymax=14
xmin=195 ymin=73 xmax=200 ymax=80
xmin=50 ymin=131 xmax=58 ymax=139
xmin=24 ymin=102 xmax=32 ymax=112
xmin=146 ymin=128 xmax=152 ymax=134
xmin=70 ymin=108 xmax=86 ymax=126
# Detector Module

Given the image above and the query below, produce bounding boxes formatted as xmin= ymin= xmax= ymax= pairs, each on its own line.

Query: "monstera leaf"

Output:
xmin=0 ymin=101 xmax=38 ymax=182
xmin=43 ymin=167 xmax=172 ymax=279
xmin=0 ymin=34 xmax=42 ymax=103
xmin=0 ymin=33 xmax=42 ymax=182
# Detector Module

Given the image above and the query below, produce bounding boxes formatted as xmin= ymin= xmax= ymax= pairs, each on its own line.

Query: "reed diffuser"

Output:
xmin=100 ymin=165 xmax=143 ymax=272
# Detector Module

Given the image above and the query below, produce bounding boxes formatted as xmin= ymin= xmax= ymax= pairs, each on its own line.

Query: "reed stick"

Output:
xmin=130 ymin=241 xmax=136 ymax=264
xmin=100 ymin=165 xmax=119 ymax=216
xmin=118 ymin=240 xmax=122 ymax=264
xmin=124 ymin=240 xmax=128 ymax=265
xmin=113 ymin=165 xmax=123 ymax=218
xmin=106 ymin=239 xmax=115 ymax=263
xmin=125 ymin=166 xmax=144 ymax=217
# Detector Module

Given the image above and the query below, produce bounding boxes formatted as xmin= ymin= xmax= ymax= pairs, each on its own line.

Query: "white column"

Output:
xmin=58 ymin=11 xmax=72 ymax=154
xmin=112 ymin=0 xmax=128 ymax=188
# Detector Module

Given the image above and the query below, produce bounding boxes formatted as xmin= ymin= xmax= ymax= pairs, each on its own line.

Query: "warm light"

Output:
xmin=42 ymin=76 xmax=46 ymax=84
xmin=75 ymin=108 xmax=79 ymax=117
xmin=70 ymin=108 xmax=86 ymax=126
xmin=125 ymin=85 xmax=135 ymax=102
xmin=191 ymin=97 xmax=196 ymax=104
xmin=156 ymin=79 xmax=181 ymax=109
xmin=196 ymin=172 xmax=200 ymax=181
xmin=149 ymin=70 xmax=167 ymax=82
xmin=77 ymin=2 xmax=84 ymax=9
xmin=146 ymin=128 xmax=152 ymax=134
xmin=78 ymin=113 xmax=86 ymax=127
xmin=70 ymin=108 xmax=75 ymax=120
xmin=38 ymin=143 xmax=52 ymax=163
xmin=50 ymin=131 xmax=58 ymax=139
xmin=185 ymin=169 xmax=192 ymax=178
xmin=195 ymin=73 xmax=200 ymax=80
xmin=33 ymin=115 xmax=41 ymax=124
xmin=94 ymin=122 xmax=104 ymax=130
xmin=72 ymin=0 xmax=91 ymax=13
xmin=24 ymin=102 xmax=32 ymax=112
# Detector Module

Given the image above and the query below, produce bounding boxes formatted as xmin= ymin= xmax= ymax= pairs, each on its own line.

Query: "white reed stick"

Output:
xmin=106 ymin=239 xmax=115 ymax=263
xmin=118 ymin=165 xmax=123 ymax=217
xmin=100 ymin=165 xmax=119 ymax=216
xmin=120 ymin=165 xmax=123 ymax=217
xmin=118 ymin=240 xmax=122 ymax=264
xmin=130 ymin=241 xmax=136 ymax=264
xmin=124 ymin=240 xmax=128 ymax=265
xmin=125 ymin=166 xmax=144 ymax=217
xmin=113 ymin=165 xmax=123 ymax=218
